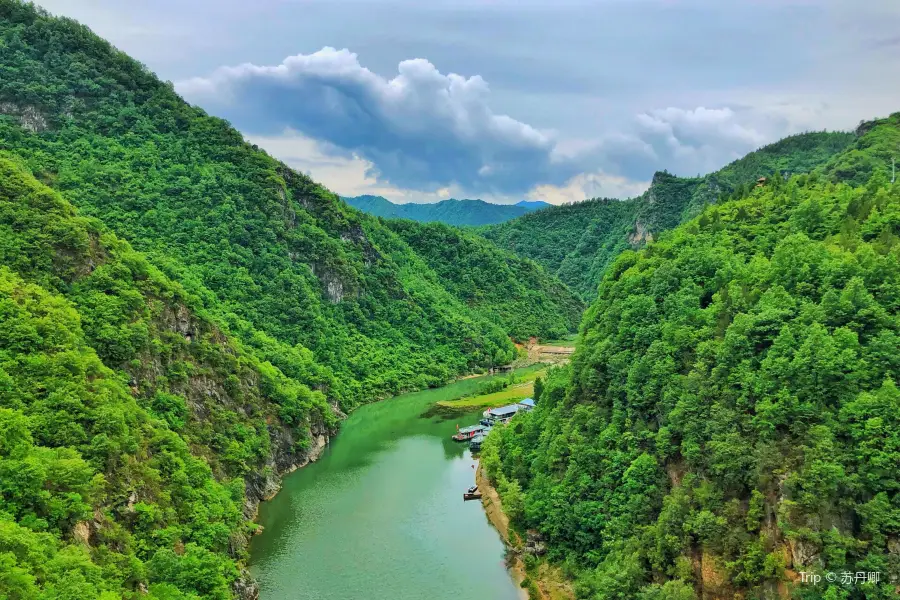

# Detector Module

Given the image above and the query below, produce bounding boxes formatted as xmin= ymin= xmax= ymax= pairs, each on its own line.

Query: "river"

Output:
xmin=248 ymin=373 xmax=525 ymax=600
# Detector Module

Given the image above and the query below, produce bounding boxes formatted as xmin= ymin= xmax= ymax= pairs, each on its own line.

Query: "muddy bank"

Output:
xmin=476 ymin=465 xmax=529 ymax=598
xmin=476 ymin=465 xmax=576 ymax=600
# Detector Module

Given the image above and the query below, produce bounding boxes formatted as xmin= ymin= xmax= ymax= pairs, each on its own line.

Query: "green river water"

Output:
xmin=248 ymin=373 xmax=527 ymax=600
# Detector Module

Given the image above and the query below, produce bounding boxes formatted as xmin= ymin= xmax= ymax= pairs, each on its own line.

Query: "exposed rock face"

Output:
xmin=310 ymin=262 xmax=346 ymax=303
xmin=72 ymin=521 xmax=91 ymax=545
xmin=646 ymin=171 xmax=668 ymax=204
xmin=234 ymin=419 xmax=332 ymax=600
xmin=0 ymin=102 xmax=49 ymax=132
xmin=628 ymin=220 xmax=654 ymax=245
xmin=324 ymin=275 xmax=344 ymax=304
xmin=889 ymin=536 xmax=900 ymax=556
xmin=787 ymin=537 xmax=821 ymax=569
xmin=109 ymin=291 xmax=338 ymax=600
xmin=855 ymin=119 xmax=876 ymax=137
xmin=233 ymin=571 xmax=261 ymax=600
xmin=693 ymin=550 xmax=733 ymax=600
xmin=524 ymin=531 xmax=546 ymax=556
xmin=244 ymin=418 xmax=330 ymax=514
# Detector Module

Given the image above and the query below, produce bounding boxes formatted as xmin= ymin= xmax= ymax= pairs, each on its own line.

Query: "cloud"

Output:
xmin=177 ymin=48 xmax=817 ymax=203
xmin=177 ymin=44 xmax=884 ymax=205
xmin=245 ymin=129 xmax=468 ymax=203
xmin=178 ymin=48 xmax=586 ymax=195
xmin=528 ymin=171 xmax=651 ymax=205
xmin=595 ymin=104 xmax=828 ymax=180
xmin=629 ymin=106 xmax=768 ymax=175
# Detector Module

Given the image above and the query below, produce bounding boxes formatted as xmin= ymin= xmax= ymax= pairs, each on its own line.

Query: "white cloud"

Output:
xmin=178 ymin=48 xmax=587 ymax=195
xmin=529 ymin=171 xmax=650 ymax=204
xmin=247 ymin=129 xmax=469 ymax=203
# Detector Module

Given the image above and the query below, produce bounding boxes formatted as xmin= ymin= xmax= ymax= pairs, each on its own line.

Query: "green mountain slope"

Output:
xmin=481 ymin=131 xmax=856 ymax=301
xmin=343 ymin=194 xmax=545 ymax=226
xmin=0 ymin=0 xmax=589 ymax=408
xmin=0 ymin=2 xmax=584 ymax=597
xmin=0 ymin=155 xmax=338 ymax=599
xmin=483 ymin=113 xmax=900 ymax=599
xmin=386 ymin=220 xmax=584 ymax=340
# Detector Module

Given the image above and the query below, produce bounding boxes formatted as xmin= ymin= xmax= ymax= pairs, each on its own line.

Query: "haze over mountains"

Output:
xmin=342 ymin=194 xmax=549 ymax=226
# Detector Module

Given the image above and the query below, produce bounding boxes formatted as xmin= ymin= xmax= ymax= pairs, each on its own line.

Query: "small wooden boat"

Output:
xmin=463 ymin=485 xmax=482 ymax=501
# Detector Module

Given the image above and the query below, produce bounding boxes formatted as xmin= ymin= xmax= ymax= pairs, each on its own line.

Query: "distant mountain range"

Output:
xmin=342 ymin=195 xmax=550 ymax=226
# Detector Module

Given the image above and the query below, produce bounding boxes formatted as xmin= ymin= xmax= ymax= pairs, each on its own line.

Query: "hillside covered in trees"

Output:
xmin=480 ymin=132 xmax=856 ymax=301
xmin=0 ymin=1 xmax=581 ymax=598
xmin=0 ymin=154 xmax=340 ymax=599
xmin=386 ymin=220 xmax=584 ymax=340
xmin=343 ymin=195 xmax=548 ymax=227
xmin=0 ymin=0 xmax=586 ymax=405
xmin=483 ymin=113 xmax=900 ymax=600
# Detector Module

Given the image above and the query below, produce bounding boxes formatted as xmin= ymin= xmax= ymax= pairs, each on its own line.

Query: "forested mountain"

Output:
xmin=0 ymin=155 xmax=339 ymax=599
xmin=515 ymin=200 xmax=551 ymax=210
xmin=385 ymin=220 xmax=584 ymax=340
xmin=483 ymin=113 xmax=900 ymax=600
xmin=0 ymin=2 xmax=580 ymax=597
xmin=343 ymin=194 xmax=547 ymax=226
xmin=480 ymin=131 xmax=856 ymax=300
xmin=0 ymin=0 xmax=588 ymax=406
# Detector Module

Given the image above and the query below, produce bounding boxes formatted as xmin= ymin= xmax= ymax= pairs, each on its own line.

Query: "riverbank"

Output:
xmin=248 ymin=374 xmax=526 ymax=600
xmin=476 ymin=465 xmax=576 ymax=600
xmin=420 ymin=363 xmax=546 ymax=418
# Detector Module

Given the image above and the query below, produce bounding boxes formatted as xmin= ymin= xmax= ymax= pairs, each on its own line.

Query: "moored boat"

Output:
xmin=452 ymin=424 xmax=486 ymax=441
xmin=463 ymin=485 xmax=482 ymax=501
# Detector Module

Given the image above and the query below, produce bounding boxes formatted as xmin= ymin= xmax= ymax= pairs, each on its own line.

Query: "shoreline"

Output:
xmin=476 ymin=463 xmax=530 ymax=599
xmin=476 ymin=464 xmax=576 ymax=600
xmin=242 ymin=368 xmax=526 ymax=598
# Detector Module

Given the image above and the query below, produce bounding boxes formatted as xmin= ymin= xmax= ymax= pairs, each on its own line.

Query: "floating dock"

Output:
xmin=463 ymin=486 xmax=483 ymax=501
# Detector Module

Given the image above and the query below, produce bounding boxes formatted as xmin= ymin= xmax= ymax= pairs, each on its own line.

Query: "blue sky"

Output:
xmin=37 ymin=0 xmax=900 ymax=204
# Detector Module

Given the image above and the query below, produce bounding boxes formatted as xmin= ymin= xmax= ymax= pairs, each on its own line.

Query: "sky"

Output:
xmin=36 ymin=0 xmax=900 ymax=205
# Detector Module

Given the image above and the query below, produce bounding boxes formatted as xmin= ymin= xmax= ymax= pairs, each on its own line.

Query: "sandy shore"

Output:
xmin=476 ymin=463 xmax=530 ymax=599
xmin=476 ymin=464 xmax=576 ymax=600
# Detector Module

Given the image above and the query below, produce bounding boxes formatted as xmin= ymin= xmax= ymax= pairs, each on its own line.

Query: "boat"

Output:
xmin=469 ymin=434 xmax=485 ymax=451
xmin=463 ymin=485 xmax=482 ymax=501
xmin=452 ymin=424 xmax=486 ymax=441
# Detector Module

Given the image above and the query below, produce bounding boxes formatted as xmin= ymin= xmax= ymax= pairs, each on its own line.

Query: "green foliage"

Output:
xmin=481 ymin=197 xmax=640 ymax=300
xmin=386 ymin=219 xmax=583 ymax=340
xmin=0 ymin=0 xmax=545 ymax=412
xmin=0 ymin=2 xmax=578 ymax=596
xmin=0 ymin=148 xmax=329 ymax=594
xmin=482 ymin=132 xmax=855 ymax=301
xmin=487 ymin=118 xmax=900 ymax=598
xmin=471 ymin=372 xmax=522 ymax=397
xmin=0 ymin=260 xmax=250 ymax=596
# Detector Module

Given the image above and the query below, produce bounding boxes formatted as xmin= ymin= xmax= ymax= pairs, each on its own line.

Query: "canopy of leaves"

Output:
xmin=481 ymin=132 xmax=855 ymax=301
xmin=0 ymin=0 xmax=584 ymax=411
xmin=0 ymin=157 xmax=281 ymax=598
xmin=484 ymin=116 xmax=900 ymax=599
xmin=385 ymin=219 xmax=584 ymax=340
xmin=0 ymin=1 xmax=579 ymax=596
